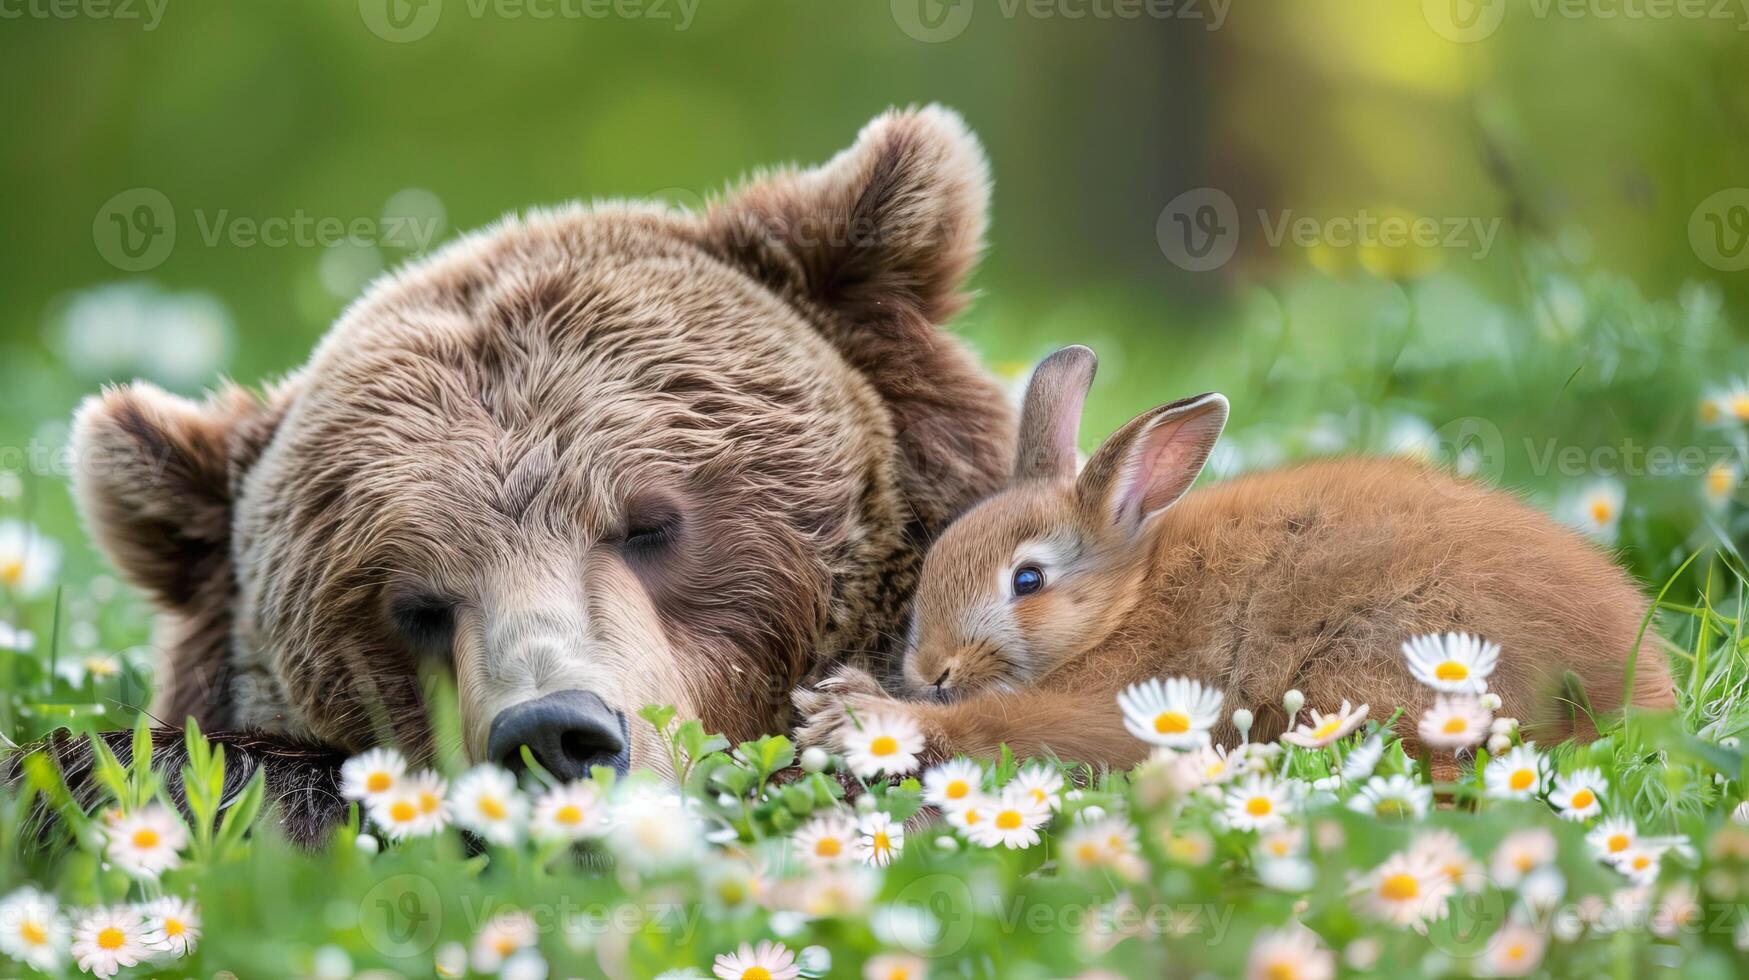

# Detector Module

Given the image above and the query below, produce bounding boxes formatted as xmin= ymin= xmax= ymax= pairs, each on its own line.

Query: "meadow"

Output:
xmin=5 ymin=245 xmax=1749 ymax=977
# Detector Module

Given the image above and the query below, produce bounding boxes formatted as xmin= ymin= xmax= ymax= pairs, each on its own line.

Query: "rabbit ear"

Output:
xmin=1078 ymin=392 xmax=1228 ymax=533
xmin=1013 ymin=345 xmax=1098 ymax=484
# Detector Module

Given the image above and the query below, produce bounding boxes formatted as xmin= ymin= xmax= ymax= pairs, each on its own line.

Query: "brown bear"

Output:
xmin=58 ymin=106 xmax=1016 ymax=839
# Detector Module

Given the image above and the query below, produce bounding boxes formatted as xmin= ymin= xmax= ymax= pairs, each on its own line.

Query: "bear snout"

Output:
xmin=485 ymin=689 xmax=630 ymax=781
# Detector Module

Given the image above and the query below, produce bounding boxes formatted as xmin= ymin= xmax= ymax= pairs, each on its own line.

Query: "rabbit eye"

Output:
xmin=1012 ymin=565 xmax=1045 ymax=597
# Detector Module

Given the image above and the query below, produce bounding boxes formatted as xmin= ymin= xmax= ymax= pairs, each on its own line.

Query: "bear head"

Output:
xmin=70 ymin=106 xmax=1015 ymax=779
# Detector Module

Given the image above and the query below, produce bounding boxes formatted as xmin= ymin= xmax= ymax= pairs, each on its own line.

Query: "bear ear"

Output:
xmin=72 ymin=378 xmax=294 ymax=609
xmin=706 ymin=104 xmax=990 ymax=325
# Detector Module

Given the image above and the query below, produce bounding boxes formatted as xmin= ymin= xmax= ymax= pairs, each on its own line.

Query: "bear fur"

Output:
xmin=57 ymin=107 xmax=1016 ymax=840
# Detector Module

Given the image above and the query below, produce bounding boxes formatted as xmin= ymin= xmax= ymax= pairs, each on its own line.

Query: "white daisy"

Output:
xmin=1347 ymin=774 xmax=1432 ymax=820
xmin=1586 ymin=816 xmax=1638 ymax=863
xmin=1256 ymin=826 xmax=1305 ymax=861
xmin=1409 ymin=829 xmax=1482 ymax=891
xmin=339 ymin=747 xmax=407 ymax=804
xmin=842 ymin=713 xmax=925 ymax=778
xmin=449 ymin=764 xmax=528 ymax=846
xmin=793 ymin=812 xmax=859 ymax=868
xmin=59 ymin=652 xmax=124 ymax=687
xmin=921 ymin=759 xmax=983 ymax=810
xmin=1061 ymin=817 xmax=1145 ymax=880
xmin=0 ymin=519 xmax=61 ymax=598
xmin=608 ymin=788 xmax=704 ymax=870
xmin=1548 ymin=767 xmax=1607 ymax=821
xmin=1010 ymin=764 xmax=1064 ymax=812
xmin=970 ymin=785 xmax=1052 ymax=849
xmin=369 ymin=771 xmax=449 ymax=840
xmin=1117 ymin=676 xmax=1224 ymax=748
xmin=1705 ymin=459 xmax=1741 ymax=509
xmin=1340 ymin=736 xmax=1386 ymax=782
xmin=1402 ymin=632 xmax=1499 ymax=694
xmin=0 ymin=887 xmax=66 ymax=973
xmin=1417 ymin=695 xmax=1491 ymax=750
xmin=857 ymin=811 xmax=905 ymax=866
xmin=1490 ymin=828 xmax=1558 ymax=887
xmin=1244 ymin=925 xmax=1335 ymax=980
xmin=1352 ymin=850 xmax=1454 ymax=929
xmin=1479 ymin=922 xmax=1546 ymax=977
xmin=1224 ymin=774 xmax=1291 ymax=832
xmin=1611 ymin=843 xmax=1666 ymax=886
xmin=1484 ymin=743 xmax=1549 ymax=800
xmin=70 ymin=906 xmax=153 ymax=979
xmin=1702 ymin=377 xmax=1749 ymax=426
xmin=863 ymin=952 xmax=927 ymax=980
xmin=942 ymin=793 xmax=995 ymax=837
xmin=470 ymin=910 xmax=537 ymax=974
xmin=1185 ymin=743 xmax=1245 ymax=786
xmin=713 ymin=939 xmax=800 ymax=980
xmin=144 ymin=896 xmax=200 ymax=960
xmin=1559 ymin=480 xmax=1625 ymax=542
xmin=530 ymin=780 xmax=608 ymax=842
xmin=1281 ymin=700 xmax=1369 ymax=748
xmin=104 ymin=804 xmax=189 ymax=877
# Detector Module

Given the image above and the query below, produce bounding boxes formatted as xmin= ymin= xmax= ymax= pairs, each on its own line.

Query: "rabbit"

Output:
xmin=793 ymin=345 xmax=1675 ymax=769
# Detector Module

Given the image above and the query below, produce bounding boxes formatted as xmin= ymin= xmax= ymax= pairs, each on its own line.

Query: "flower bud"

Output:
xmin=1283 ymin=689 xmax=1305 ymax=715
xmin=354 ymin=833 xmax=379 ymax=855
xmin=934 ymin=835 xmax=960 ymax=853
xmin=1232 ymin=708 xmax=1254 ymax=742
xmin=1479 ymin=692 xmax=1502 ymax=711
xmin=800 ymin=747 xmax=830 ymax=773
xmin=855 ymin=793 xmax=877 ymax=813
xmin=1486 ymin=733 xmax=1511 ymax=756
xmin=1489 ymin=716 xmax=1518 ymax=736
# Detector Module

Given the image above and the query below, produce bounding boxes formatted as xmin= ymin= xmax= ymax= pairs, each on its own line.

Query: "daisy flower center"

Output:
xmin=1441 ymin=717 xmax=1468 ymax=735
xmin=1029 ymin=788 xmax=1048 ymax=805
xmin=132 ymin=828 xmax=161 ymax=849
xmin=871 ymin=831 xmax=891 ymax=853
xmin=1264 ymin=965 xmax=1297 ymax=980
xmin=1434 ymin=660 xmax=1469 ymax=681
xmin=389 ymin=801 xmax=417 ymax=823
xmin=97 ymin=926 xmax=126 ymax=950
xmin=1509 ymin=769 xmax=1535 ymax=791
xmin=492 ymin=935 xmax=519 ymax=956
xmin=945 ymin=781 xmax=969 ymax=799
xmin=1569 ymin=788 xmax=1595 ymax=809
xmin=0 ymin=559 xmax=23 ymax=587
xmin=1505 ymin=943 xmax=1527 ymax=961
xmin=1607 ymin=834 xmax=1629 ymax=852
xmin=164 ymin=917 xmax=186 ymax=937
xmin=996 ymin=810 xmax=1023 ymax=830
xmin=1513 ymin=854 xmax=1534 ymax=872
xmin=1733 ymin=394 xmax=1749 ymax=419
xmin=1379 ymin=873 xmax=1420 ymax=901
xmin=962 ymin=808 xmax=983 ymax=825
xmin=1589 ymin=499 xmax=1614 ymax=523
xmin=1375 ymin=799 xmax=1407 ymax=818
xmin=1076 ymin=842 xmax=1101 ymax=862
xmin=478 ymin=797 xmax=507 ymax=821
xmin=814 ymin=837 xmax=842 ymax=857
xmin=418 ymin=791 xmax=441 ymax=814
xmin=20 ymin=921 xmax=47 ymax=945
xmin=1632 ymin=855 xmax=1651 ymax=870
xmin=870 ymin=735 xmax=899 ymax=757
xmin=1312 ymin=719 xmax=1342 ymax=738
xmin=1153 ymin=711 xmax=1191 ymax=734
xmin=1245 ymin=797 xmax=1272 ymax=817
xmin=1701 ymin=399 xmax=1722 ymax=422
xmin=366 ymin=772 xmax=392 ymax=793
xmin=555 ymin=805 xmax=583 ymax=825
xmin=742 ymin=968 xmax=772 ymax=980
xmin=1710 ymin=467 xmax=1734 ymax=495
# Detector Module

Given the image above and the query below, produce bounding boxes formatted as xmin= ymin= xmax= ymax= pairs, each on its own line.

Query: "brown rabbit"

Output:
xmin=794 ymin=346 xmax=1674 ymax=768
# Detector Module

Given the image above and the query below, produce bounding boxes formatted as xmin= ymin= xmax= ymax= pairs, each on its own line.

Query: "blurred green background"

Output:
xmin=3 ymin=0 xmax=1749 ymax=602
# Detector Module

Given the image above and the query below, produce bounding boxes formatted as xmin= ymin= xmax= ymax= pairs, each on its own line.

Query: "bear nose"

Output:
xmin=486 ymin=689 xmax=629 ymax=781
